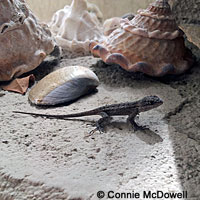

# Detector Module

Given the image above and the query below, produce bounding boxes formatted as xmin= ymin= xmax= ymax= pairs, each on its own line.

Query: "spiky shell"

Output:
xmin=90 ymin=0 xmax=194 ymax=77
xmin=50 ymin=0 xmax=103 ymax=57
xmin=29 ymin=66 xmax=99 ymax=106
xmin=0 ymin=0 xmax=54 ymax=81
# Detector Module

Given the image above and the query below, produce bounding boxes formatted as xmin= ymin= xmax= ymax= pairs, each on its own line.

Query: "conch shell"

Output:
xmin=50 ymin=0 xmax=103 ymax=57
xmin=103 ymin=14 xmax=135 ymax=36
xmin=29 ymin=66 xmax=99 ymax=106
xmin=0 ymin=0 xmax=55 ymax=81
xmin=103 ymin=17 xmax=121 ymax=36
xmin=90 ymin=0 xmax=194 ymax=77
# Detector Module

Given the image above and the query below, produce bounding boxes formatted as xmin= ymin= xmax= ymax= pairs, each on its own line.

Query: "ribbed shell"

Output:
xmin=91 ymin=0 xmax=194 ymax=76
xmin=123 ymin=0 xmax=182 ymax=40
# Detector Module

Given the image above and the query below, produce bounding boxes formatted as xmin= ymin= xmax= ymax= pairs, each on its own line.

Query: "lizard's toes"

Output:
xmin=88 ymin=126 xmax=105 ymax=136
xmin=133 ymin=124 xmax=148 ymax=131
xmin=129 ymin=121 xmax=144 ymax=131
xmin=97 ymin=126 xmax=106 ymax=134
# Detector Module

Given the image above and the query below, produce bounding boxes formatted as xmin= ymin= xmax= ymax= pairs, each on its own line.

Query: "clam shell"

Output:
xmin=29 ymin=66 xmax=99 ymax=106
xmin=90 ymin=0 xmax=194 ymax=77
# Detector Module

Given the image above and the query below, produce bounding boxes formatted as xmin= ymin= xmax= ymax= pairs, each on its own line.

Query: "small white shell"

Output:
xmin=50 ymin=0 xmax=103 ymax=56
xmin=29 ymin=66 xmax=99 ymax=105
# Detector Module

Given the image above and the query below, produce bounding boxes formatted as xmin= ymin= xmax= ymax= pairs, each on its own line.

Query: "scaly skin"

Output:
xmin=13 ymin=95 xmax=163 ymax=133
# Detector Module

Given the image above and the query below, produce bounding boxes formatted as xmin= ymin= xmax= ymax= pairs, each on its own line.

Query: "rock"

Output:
xmin=180 ymin=24 xmax=200 ymax=49
xmin=170 ymin=0 xmax=200 ymax=24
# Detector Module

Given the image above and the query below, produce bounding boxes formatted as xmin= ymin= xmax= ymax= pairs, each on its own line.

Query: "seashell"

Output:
xmin=103 ymin=17 xmax=121 ymax=36
xmin=121 ymin=13 xmax=135 ymax=21
xmin=103 ymin=14 xmax=135 ymax=36
xmin=1 ymin=74 xmax=35 ymax=95
xmin=87 ymin=1 xmax=103 ymax=23
xmin=0 ymin=0 xmax=54 ymax=81
xmin=28 ymin=66 xmax=99 ymax=106
xmin=90 ymin=0 xmax=194 ymax=77
xmin=50 ymin=0 xmax=103 ymax=57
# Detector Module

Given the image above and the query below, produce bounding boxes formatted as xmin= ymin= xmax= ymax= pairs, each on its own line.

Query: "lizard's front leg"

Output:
xmin=127 ymin=109 xmax=142 ymax=131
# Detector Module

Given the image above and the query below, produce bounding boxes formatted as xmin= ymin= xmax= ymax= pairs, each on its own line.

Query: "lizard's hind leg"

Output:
xmin=89 ymin=112 xmax=112 ymax=135
xmin=96 ymin=112 xmax=112 ymax=133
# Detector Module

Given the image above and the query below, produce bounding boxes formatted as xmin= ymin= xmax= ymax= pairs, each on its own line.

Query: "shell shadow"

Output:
xmin=22 ymin=46 xmax=61 ymax=81
xmin=91 ymin=60 xmax=194 ymax=88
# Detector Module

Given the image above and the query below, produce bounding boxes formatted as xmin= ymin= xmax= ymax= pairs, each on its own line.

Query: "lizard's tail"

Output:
xmin=13 ymin=109 xmax=98 ymax=119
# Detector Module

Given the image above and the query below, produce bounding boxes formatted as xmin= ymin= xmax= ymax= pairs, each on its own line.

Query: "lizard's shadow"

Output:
xmin=65 ymin=118 xmax=163 ymax=145
xmin=134 ymin=127 xmax=163 ymax=145
xmin=109 ymin=121 xmax=163 ymax=145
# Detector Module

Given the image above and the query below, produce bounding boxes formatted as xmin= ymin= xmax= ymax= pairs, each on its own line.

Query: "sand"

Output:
xmin=0 ymin=47 xmax=200 ymax=199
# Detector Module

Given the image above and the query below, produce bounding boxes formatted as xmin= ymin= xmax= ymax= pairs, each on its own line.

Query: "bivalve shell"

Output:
xmin=29 ymin=66 xmax=99 ymax=106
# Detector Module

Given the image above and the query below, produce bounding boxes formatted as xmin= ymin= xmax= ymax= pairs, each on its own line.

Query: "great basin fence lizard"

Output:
xmin=13 ymin=95 xmax=163 ymax=133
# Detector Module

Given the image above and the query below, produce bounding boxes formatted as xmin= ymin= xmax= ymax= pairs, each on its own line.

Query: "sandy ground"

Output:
xmin=0 ymin=46 xmax=200 ymax=199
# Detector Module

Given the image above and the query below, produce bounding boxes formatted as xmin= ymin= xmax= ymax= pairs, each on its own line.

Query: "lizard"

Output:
xmin=13 ymin=95 xmax=163 ymax=133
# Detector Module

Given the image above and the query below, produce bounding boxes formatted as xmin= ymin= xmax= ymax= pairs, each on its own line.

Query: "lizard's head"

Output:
xmin=139 ymin=95 xmax=163 ymax=112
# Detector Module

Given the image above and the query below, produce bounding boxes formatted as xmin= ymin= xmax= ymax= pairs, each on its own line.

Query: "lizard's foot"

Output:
xmin=132 ymin=123 xmax=147 ymax=131
xmin=96 ymin=112 xmax=112 ymax=133
xmin=87 ymin=126 xmax=105 ymax=137
xmin=129 ymin=121 xmax=143 ymax=131
xmin=127 ymin=115 xmax=146 ymax=131
xmin=85 ymin=127 xmax=104 ymax=138
xmin=86 ymin=127 xmax=99 ymax=137
xmin=85 ymin=112 xmax=112 ymax=137
xmin=96 ymin=122 xmax=106 ymax=134
xmin=129 ymin=118 xmax=149 ymax=131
